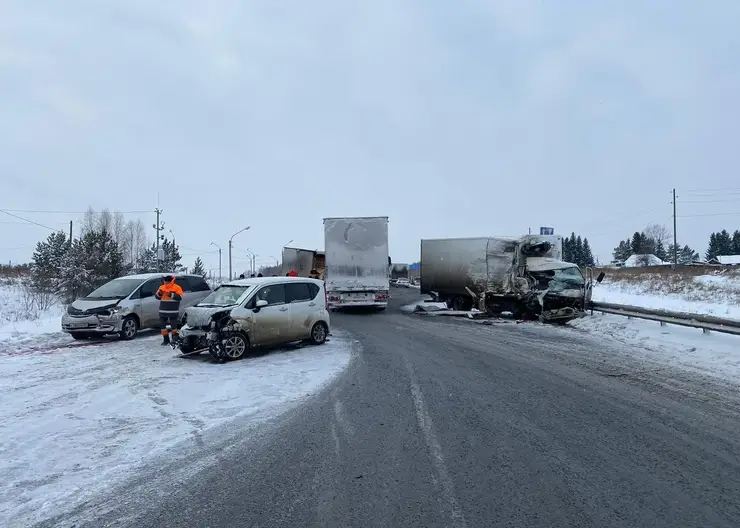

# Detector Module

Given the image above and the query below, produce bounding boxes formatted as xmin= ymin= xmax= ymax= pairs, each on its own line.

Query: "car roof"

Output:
xmin=221 ymin=276 xmax=324 ymax=288
xmin=116 ymin=272 xmax=200 ymax=281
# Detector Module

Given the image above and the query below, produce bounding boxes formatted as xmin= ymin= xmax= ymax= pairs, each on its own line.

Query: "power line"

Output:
xmin=678 ymin=198 xmax=740 ymax=204
xmin=0 ymin=208 xmax=152 ymax=214
xmin=0 ymin=209 xmax=58 ymax=231
xmin=677 ymin=212 xmax=740 ymax=218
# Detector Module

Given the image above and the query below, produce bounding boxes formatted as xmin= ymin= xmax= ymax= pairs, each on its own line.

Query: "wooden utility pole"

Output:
xmin=154 ymin=208 xmax=165 ymax=271
xmin=68 ymin=220 xmax=73 ymax=246
xmin=672 ymin=188 xmax=678 ymax=264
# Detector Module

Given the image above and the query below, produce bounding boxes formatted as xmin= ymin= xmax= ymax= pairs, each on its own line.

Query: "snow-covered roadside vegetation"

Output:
xmin=593 ymin=266 xmax=740 ymax=320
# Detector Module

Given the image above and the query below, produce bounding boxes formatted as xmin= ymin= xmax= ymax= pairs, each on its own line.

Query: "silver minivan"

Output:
xmin=61 ymin=273 xmax=212 ymax=340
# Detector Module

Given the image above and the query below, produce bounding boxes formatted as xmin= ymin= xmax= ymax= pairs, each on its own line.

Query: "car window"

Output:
xmin=175 ymin=276 xmax=191 ymax=292
xmin=255 ymin=284 xmax=286 ymax=306
xmin=138 ymin=279 xmax=161 ymax=299
xmin=307 ymin=283 xmax=319 ymax=299
xmin=188 ymin=276 xmax=211 ymax=292
xmin=286 ymin=282 xmax=312 ymax=303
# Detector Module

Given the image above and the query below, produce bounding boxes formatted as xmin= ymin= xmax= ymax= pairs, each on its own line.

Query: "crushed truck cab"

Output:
xmin=420 ymin=235 xmax=598 ymax=323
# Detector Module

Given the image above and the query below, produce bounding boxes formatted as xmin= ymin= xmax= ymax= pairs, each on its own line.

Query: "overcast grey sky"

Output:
xmin=2 ymin=1 xmax=739 ymax=272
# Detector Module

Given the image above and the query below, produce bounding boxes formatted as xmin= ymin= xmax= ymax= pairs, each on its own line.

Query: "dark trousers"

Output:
xmin=159 ymin=314 xmax=179 ymax=337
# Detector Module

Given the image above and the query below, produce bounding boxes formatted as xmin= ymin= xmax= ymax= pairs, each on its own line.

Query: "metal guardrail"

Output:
xmin=589 ymin=301 xmax=740 ymax=336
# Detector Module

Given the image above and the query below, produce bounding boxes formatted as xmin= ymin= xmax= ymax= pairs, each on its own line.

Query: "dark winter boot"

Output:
xmin=161 ymin=333 xmax=170 ymax=346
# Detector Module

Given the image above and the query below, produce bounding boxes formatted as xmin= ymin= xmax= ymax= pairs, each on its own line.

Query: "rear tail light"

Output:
xmin=375 ymin=294 xmax=389 ymax=301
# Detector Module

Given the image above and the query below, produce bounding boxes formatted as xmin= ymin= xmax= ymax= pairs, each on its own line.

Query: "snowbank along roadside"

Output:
xmin=0 ymin=281 xmax=66 ymax=346
xmin=593 ymin=271 xmax=740 ymax=321
xmin=0 ymin=331 xmax=353 ymax=526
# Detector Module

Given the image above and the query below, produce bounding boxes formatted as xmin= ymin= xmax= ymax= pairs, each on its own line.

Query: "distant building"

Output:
xmin=708 ymin=255 xmax=740 ymax=266
xmin=623 ymin=254 xmax=664 ymax=267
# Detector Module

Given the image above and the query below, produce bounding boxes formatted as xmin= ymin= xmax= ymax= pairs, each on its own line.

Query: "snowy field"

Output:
xmin=593 ymin=271 xmax=740 ymax=320
xmin=0 ymin=280 xmax=67 ymax=346
xmin=0 ymin=330 xmax=353 ymax=526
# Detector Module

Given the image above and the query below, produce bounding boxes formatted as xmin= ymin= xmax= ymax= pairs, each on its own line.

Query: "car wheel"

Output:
xmin=222 ymin=333 xmax=249 ymax=360
xmin=70 ymin=332 xmax=90 ymax=340
xmin=118 ymin=315 xmax=139 ymax=340
xmin=309 ymin=321 xmax=328 ymax=345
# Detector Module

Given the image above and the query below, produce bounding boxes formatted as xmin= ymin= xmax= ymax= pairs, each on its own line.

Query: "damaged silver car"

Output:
xmin=177 ymin=277 xmax=331 ymax=361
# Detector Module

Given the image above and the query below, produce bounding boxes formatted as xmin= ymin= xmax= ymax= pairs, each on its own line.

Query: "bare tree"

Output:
xmin=644 ymin=224 xmax=670 ymax=246
xmin=97 ymin=208 xmax=113 ymax=233
xmin=80 ymin=206 xmax=97 ymax=236
xmin=129 ymin=218 xmax=148 ymax=265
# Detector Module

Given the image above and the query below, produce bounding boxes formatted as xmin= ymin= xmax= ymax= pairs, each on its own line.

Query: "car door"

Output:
xmin=137 ymin=278 xmax=162 ymax=328
xmin=285 ymin=282 xmax=319 ymax=340
xmin=247 ymin=284 xmax=291 ymax=346
xmin=174 ymin=276 xmax=193 ymax=319
xmin=187 ymin=275 xmax=212 ymax=305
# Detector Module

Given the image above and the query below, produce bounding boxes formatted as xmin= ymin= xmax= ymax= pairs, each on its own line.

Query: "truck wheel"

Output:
xmin=451 ymin=296 xmax=467 ymax=311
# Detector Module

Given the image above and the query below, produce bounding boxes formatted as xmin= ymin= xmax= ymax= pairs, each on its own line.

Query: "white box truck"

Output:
xmin=323 ymin=216 xmax=390 ymax=310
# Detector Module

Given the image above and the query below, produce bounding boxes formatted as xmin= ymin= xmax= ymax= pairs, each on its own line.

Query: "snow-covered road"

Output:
xmin=0 ymin=331 xmax=353 ymax=526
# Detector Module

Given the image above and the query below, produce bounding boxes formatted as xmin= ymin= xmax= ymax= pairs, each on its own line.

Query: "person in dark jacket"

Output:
xmin=155 ymin=275 xmax=184 ymax=345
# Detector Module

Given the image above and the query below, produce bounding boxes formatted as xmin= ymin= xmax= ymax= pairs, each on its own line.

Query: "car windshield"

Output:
xmin=85 ymin=278 xmax=143 ymax=300
xmin=198 ymin=285 xmax=251 ymax=306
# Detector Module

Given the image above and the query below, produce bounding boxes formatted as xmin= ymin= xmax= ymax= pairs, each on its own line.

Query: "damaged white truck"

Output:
xmin=420 ymin=235 xmax=603 ymax=323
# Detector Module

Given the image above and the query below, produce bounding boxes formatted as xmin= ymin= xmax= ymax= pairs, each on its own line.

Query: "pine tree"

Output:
xmin=679 ymin=245 xmax=700 ymax=263
xmin=562 ymin=234 xmax=573 ymax=263
xmin=706 ymin=233 xmax=720 ymax=261
xmin=654 ymin=239 xmax=668 ymax=262
xmin=582 ymin=238 xmax=595 ymax=266
xmin=718 ymin=229 xmax=734 ymax=255
xmin=30 ymin=231 xmax=69 ymax=293
xmin=612 ymin=239 xmax=631 ymax=262
xmin=630 ymin=232 xmax=644 ymax=255
xmin=58 ymin=229 xmax=126 ymax=301
xmin=573 ymin=235 xmax=583 ymax=265
xmin=136 ymin=238 xmax=183 ymax=273
xmin=192 ymin=257 xmax=206 ymax=277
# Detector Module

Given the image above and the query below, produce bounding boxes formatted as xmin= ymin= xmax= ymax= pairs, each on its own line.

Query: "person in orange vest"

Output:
xmin=155 ymin=275 xmax=184 ymax=345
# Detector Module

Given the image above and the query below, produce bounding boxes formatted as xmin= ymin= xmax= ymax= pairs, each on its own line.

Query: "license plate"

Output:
xmin=68 ymin=323 xmax=88 ymax=329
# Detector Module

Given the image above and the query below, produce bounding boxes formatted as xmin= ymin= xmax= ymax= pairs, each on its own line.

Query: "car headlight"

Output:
xmin=105 ymin=307 xmax=121 ymax=316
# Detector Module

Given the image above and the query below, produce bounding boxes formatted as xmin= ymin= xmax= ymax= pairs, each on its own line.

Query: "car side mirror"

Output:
xmin=254 ymin=299 xmax=268 ymax=311
xmin=596 ymin=272 xmax=605 ymax=284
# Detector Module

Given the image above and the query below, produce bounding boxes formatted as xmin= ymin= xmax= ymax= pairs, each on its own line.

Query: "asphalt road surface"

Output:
xmin=47 ymin=288 xmax=740 ymax=528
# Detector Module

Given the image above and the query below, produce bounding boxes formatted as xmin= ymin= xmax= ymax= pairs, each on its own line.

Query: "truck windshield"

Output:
xmin=552 ymin=267 xmax=585 ymax=287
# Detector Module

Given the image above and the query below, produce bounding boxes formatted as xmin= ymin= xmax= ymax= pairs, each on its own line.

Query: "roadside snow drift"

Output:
xmin=593 ymin=272 xmax=740 ymax=321
xmin=0 ymin=332 xmax=353 ymax=526
xmin=0 ymin=281 xmax=66 ymax=347
xmin=572 ymin=313 xmax=740 ymax=382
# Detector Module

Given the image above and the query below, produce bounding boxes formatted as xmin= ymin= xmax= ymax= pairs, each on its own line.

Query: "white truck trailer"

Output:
xmin=323 ymin=216 xmax=390 ymax=310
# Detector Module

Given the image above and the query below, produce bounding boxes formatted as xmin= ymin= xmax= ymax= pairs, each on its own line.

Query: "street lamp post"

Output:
xmin=245 ymin=248 xmax=257 ymax=276
xmin=210 ymin=242 xmax=222 ymax=281
xmin=229 ymin=226 xmax=250 ymax=280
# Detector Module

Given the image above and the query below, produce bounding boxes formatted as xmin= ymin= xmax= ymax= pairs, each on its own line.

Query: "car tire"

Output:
xmin=222 ymin=332 xmax=249 ymax=361
xmin=70 ymin=332 xmax=90 ymax=340
xmin=309 ymin=321 xmax=328 ymax=345
xmin=118 ymin=315 xmax=139 ymax=340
